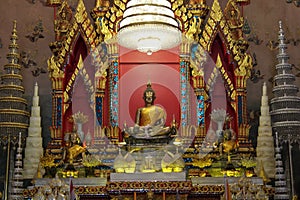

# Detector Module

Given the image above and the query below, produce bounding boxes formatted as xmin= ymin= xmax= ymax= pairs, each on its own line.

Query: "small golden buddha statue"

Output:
xmin=220 ymin=127 xmax=239 ymax=155
xmin=125 ymin=82 xmax=173 ymax=138
xmin=63 ymin=127 xmax=86 ymax=164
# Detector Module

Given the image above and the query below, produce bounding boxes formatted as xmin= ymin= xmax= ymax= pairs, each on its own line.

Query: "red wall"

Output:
xmin=119 ymin=48 xmax=181 ymax=128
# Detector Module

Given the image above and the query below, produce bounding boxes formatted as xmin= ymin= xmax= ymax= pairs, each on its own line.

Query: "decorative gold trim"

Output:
xmin=0 ymin=122 xmax=29 ymax=128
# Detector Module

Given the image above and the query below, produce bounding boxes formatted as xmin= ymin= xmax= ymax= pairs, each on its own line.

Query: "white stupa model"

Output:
xmin=23 ymin=82 xmax=44 ymax=179
xmin=256 ymin=82 xmax=275 ymax=179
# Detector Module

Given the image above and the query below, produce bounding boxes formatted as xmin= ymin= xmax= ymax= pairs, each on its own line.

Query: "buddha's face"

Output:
xmin=144 ymin=91 xmax=154 ymax=104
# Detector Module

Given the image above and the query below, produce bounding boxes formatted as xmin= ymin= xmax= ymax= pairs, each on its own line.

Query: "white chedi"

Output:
xmin=23 ymin=82 xmax=44 ymax=179
xmin=256 ymin=82 xmax=276 ymax=179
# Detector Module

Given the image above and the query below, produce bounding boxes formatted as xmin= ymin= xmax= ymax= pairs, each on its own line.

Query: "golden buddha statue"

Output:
xmin=124 ymin=82 xmax=174 ymax=139
xmin=62 ymin=125 xmax=87 ymax=166
xmin=219 ymin=126 xmax=239 ymax=155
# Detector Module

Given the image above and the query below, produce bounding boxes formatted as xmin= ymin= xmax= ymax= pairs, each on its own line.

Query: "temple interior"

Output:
xmin=0 ymin=0 xmax=300 ymax=199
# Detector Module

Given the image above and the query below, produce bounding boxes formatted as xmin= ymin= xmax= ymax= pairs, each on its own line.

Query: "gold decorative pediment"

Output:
xmin=198 ymin=0 xmax=252 ymax=89
xmin=199 ymin=0 xmax=233 ymax=52
xmin=49 ymin=0 xmax=99 ymax=73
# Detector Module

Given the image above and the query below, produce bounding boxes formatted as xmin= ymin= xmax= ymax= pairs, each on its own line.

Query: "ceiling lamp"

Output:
xmin=117 ymin=0 xmax=182 ymax=55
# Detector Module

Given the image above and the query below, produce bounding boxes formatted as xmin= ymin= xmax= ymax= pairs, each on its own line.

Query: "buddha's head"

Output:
xmin=143 ymin=82 xmax=156 ymax=106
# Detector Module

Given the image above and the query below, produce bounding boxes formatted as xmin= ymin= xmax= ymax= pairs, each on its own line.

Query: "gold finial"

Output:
xmin=13 ymin=20 xmax=17 ymax=30
xmin=11 ymin=20 xmax=18 ymax=38
xmin=216 ymin=54 xmax=222 ymax=68
xmin=36 ymin=163 xmax=42 ymax=179
xmin=78 ymin=54 xmax=84 ymax=69
xmin=279 ymin=20 xmax=282 ymax=30
xmin=147 ymin=80 xmax=152 ymax=88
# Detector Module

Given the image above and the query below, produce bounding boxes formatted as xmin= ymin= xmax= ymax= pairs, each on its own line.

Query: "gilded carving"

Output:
xmin=114 ymin=0 xmax=126 ymax=11
xmin=47 ymin=56 xmax=64 ymax=81
xmin=210 ymin=0 xmax=222 ymax=22
xmin=198 ymin=0 xmax=252 ymax=91
xmin=95 ymin=50 xmax=109 ymax=90
xmin=233 ymin=39 xmax=253 ymax=79
xmin=54 ymin=1 xmax=72 ymax=42
xmin=190 ymin=45 xmax=206 ymax=78
xmin=224 ymin=0 xmax=244 ymax=40
xmin=235 ymin=53 xmax=253 ymax=79
xmin=186 ymin=17 xmax=198 ymax=41
xmin=101 ymin=18 xmax=113 ymax=42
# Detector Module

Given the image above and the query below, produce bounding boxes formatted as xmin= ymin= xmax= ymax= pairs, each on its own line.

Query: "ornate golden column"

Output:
xmin=47 ymin=56 xmax=65 ymax=139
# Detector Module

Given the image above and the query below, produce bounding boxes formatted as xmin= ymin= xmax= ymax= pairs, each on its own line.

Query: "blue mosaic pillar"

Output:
xmin=96 ymin=96 xmax=103 ymax=126
xmin=180 ymin=60 xmax=189 ymax=126
xmin=237 ymin=95 xmax=243 ymax=125
xmin=197 ymin=94 xmax=205 ymax=126
xmin=56 ymin=96 xmax=62 ymax=128
xmin=110 ymin=59 xmax=119 ymax=127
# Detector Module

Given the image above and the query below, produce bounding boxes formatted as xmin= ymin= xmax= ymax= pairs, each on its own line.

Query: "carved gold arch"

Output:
xmin=46 ymin=0 xmax=253 ymax=138
xmin=50 ymin=1 xmax=98 ymax=69
xmin=46 ymin=0 xmax=113 ymax=134
xmin=48 ymin=0 xmax=251 ymax=96
xmin=196 ymin=0 xmax=252 ymax=101
xmin=199 ymin=0 xmax=247 ymax=62
xmin=47 ymin=0 xmax=102 ymax=95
